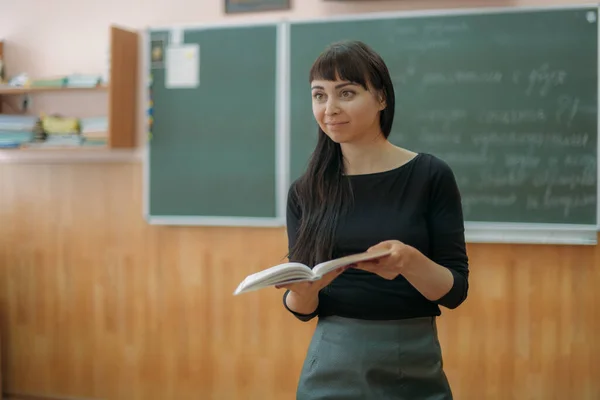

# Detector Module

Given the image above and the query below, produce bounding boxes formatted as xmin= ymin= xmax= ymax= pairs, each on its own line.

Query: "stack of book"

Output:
xmin=29 ymin=74 xmax=103 ymax=88
xmin=0 ymin=114 xmax=109 ymax=149
xmin=0 ymin=115 xmax=38 ymax=148
xmin=38 ymin=114 xmax=82 ymax=147
xmin=65 ymin=74 xmax=103 ymax=88
xmin=80 ymin=116 xmax=108 ymax=146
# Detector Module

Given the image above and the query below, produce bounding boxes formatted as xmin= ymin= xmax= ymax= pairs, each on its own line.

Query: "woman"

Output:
xmin=277 ymin=40 xmax=469 ymax=399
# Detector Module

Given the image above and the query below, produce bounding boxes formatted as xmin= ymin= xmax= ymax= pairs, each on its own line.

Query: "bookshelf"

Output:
xmin=0 ymin=86 xmax=108 ymax=95
xmin=0 ymin=25 xmax=139 ymax=159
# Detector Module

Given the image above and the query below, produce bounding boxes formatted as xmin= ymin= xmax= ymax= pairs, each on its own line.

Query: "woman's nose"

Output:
xmin=325 ymin=100 xmax=340 ymax=115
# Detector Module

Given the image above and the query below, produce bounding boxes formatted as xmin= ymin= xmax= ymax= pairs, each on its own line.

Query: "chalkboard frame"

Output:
xmin=143 ymin=20 xmax=290 ymax=227
xmin=143 ymin=4 xmax=600 ymax=245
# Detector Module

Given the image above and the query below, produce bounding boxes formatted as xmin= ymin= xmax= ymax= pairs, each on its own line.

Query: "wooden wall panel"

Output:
xmin=0 ymin=163 xmax=598 ymax=400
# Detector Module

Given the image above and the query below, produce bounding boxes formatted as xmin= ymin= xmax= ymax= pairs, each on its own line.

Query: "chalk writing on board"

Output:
xmin=477 ymin=167 xmax=595 ymax=189
xmin=393 ymin=26 xmax=418 ymax=36
xmin=435 ymin=151 xmax=493 ymax=165
xmin=479 ymin=169 xmax=529 ymax=187
xmin=422 ymin=71 xmax=503 ymax=85
xmin=532 ymin=167 xmax=596 ymax=189
xmin=462 ymin=191 xmax=596 ymax=217
xmin=470 ymin=131 xmax=590 ymax=149
xmin=477 ymin=109 xmax=546 ymax=124
xmin=525 ymin=64 xmax=568 ymax=97
xmin=504 ymin=155 xmax=541 ymax=168
xmin=555 ymin=95 xmax=580 ymax=126
xmin=462 ymin=194 xmax=518 ymax=209
xmin=405 ymin=94 xmax=596 ymax=223
xmin=527 ymin=190 xmax=596 ymax=217
xmin=416 ymin=65 xmax=569 ymax=96
xmin=423 ymin=22 xmax=469 ymax=35
xmin=564 ymin=155 xmax=596 ymax=167
xmin=415 ymin=110 xmax=467 ymax=123
xmin=419 ymin=129 xmax=462 ymax=144
xmin=462 ymin=191 xmax=597 ymax=215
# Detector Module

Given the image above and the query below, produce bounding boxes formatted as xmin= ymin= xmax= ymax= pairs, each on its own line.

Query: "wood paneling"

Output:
xmin=0 ymin=163 xmax=598 ymax=400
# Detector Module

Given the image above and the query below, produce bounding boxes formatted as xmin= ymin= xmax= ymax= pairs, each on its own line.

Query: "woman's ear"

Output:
xmin=378 ymin=92 xmax=387 ymax=110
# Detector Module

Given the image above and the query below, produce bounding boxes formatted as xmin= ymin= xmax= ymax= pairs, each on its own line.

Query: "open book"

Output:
xmin=233 ymin=249 xmax=392 ymax=295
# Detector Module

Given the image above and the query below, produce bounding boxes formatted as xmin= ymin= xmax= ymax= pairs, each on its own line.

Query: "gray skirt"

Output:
xmin=296 ymin=315 xmax=453 ymax=400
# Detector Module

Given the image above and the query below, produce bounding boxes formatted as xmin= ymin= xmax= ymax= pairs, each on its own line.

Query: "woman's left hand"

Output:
xmin=353 ymin=240 xmax=420 ymax=280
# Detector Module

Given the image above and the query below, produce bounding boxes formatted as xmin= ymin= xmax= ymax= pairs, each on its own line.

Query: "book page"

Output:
xmin=242 ymin=262 xmax=310 ymax=284
xmin=233 ymin=268 xmax=315 ymax=295
xmin=312 ymin=249 xmax=393 ymax=277
xmin=233 ymin=262 xmax=314 ymax=295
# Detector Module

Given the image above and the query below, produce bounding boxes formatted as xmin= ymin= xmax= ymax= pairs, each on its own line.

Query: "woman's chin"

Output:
xmin=324 ymin=130 xmax=353 ymax=144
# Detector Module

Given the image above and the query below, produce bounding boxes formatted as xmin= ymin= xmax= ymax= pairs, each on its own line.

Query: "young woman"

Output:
xmin=277 ymin=40 xmax=469 ymax=399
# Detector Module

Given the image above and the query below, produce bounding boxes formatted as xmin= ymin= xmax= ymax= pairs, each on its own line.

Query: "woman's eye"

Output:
xmin=341 ymin=90 xmax=354 ymax=98
xmin=313 ymin=93 xmax=324 ymax=100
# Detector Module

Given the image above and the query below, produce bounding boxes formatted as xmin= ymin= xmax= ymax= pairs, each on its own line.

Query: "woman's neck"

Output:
xmin=341 ymin=134 xmax=417 ymax=176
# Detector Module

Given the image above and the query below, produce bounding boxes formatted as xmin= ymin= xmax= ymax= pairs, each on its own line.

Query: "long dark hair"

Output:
xmin=288 ymin=40 xmax=396 ymax=267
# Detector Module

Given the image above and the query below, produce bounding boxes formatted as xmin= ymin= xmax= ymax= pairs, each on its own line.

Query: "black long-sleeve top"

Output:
xmin=283 ymin=152 xmax=469 ymax=321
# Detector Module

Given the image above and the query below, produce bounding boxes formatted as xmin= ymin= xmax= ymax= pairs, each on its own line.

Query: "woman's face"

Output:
xmin=310 ymin=76 xmax=386 ymax=144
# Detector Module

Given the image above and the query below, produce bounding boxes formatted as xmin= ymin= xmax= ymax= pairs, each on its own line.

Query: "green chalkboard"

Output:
xmin=290 ymin=7 xmax=598 ymax=226
xmin=147 ymin=23 xmax=280 ymax=224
